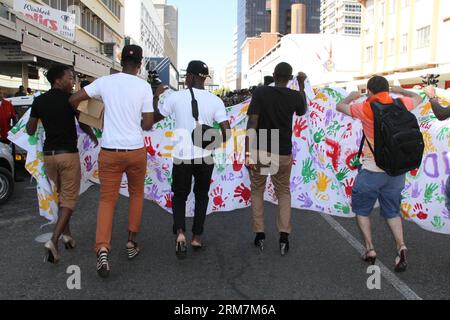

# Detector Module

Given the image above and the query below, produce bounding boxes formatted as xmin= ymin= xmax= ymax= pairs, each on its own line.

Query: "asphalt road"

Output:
xmin=1 ymin=170 xmax=450 ymax=300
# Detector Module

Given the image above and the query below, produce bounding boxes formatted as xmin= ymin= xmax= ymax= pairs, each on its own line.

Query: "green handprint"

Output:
xmin=144 ymin=176 xmax=153 ymax=185
xmin=431 ymin=216 xmax=445 ymax=230
xmin=10 ymin=119 xmax=26 ymax=134
xmin=436 ymin=195 xmax=445 ymax=204
xmin=424 ymin=183 xmax=439 ymax=203
xmin=326 ymin=121 xmax=342 ymax=137
xmin=350 ymin=155 xmax=362 ymax=169
xmin=313 ymin=129 xmax=326 ymax=143
xmin=334 ymin=202 xmax=351 ymax=215
xmin=336 ymin=167 xmax=350 ymax=181
xmin=301 ymin=158 xmax=317 ymax=183
xmin=28 ymin=133 xmax=38 ymax=145
xmin=164 ymin=171 xmax=173 ymax=186
xmin=93 ymin=128 xmax=103 ymax=138
xmin=323 ymin=88 xmax=344 ymax=104
xmin=437 ymin=127 xmax=449 ymax=141
xmin=214 ymin=152 xmax=227 ymax=173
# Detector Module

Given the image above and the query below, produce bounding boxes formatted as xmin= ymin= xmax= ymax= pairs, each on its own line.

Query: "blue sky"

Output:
xmin=167 ymin=0 xmax=237 ymax=82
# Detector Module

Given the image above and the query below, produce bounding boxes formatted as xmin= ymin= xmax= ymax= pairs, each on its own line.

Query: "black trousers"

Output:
xmin=172 ymin=159 xmax=214 ymax=236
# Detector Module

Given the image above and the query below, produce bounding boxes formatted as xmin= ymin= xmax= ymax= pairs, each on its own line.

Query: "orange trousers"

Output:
xmin=95 ymin=148 xmax=147 ymax=252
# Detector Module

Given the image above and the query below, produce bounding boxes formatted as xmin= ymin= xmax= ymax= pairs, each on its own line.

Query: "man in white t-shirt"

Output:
xmin=153 ymin=60 xmax=231 ymax=259
xmin=69 ymin=45 xmax=154 ymax=278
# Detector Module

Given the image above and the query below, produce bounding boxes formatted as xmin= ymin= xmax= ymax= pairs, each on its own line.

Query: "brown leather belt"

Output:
xmin=101 ymin=147 xmax=138 ymax=152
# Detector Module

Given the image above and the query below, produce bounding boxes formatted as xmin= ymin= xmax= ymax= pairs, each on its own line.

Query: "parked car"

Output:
xmin=0 ymin=142 xmax=14 ymax=204
xmin=5 ymin=96 xmax=34 ymax=163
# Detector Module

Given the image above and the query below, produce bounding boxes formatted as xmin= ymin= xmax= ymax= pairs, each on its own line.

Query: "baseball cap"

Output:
xmin=186 ymin=60 xmax=211 ymax=78
xmin=121 ymin=45 xmax=143 ymax=63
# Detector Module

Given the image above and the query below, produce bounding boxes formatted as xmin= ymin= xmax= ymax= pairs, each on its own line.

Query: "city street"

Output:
xmin=1 ymin=169 xmax=450 ymax=300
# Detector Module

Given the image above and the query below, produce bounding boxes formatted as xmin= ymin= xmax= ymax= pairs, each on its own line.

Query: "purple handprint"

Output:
xmin=298 ymin=193 xmax=313 ymax=208
xmin=443 ymin=208 xmax=450 ymax=221
xmin=325 ymin=109 xmax=334 ymax=126
xmin=83 ymin=136 xmax=92 ymax=150
xmin=411 ymin=182 xmax=422 ymax=199
xmin=315 ymin=204 xmax=325 ymax=212
xmin=84 ymin=156 xmax=95 ymax=171
xmin=292 ymin=141 xmax=301 ymax=161
xmin=148 ymin=185 xmax=162 ymax=201
xmin=154 ymin=167 xmax=165 ymax=183
xmin=290 ymin=176 xmax=302 ymax=192
xmin=441 ymin=180 xmax=447 ymax=195
xmin=404 ymin=181 xmax=412 ymax=192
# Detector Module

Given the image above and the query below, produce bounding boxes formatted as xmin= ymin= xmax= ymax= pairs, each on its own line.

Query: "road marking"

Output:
xmin=0 ymin=215 xmax=35 ymax=226
xmin=320 ymin=213 xmax=423 ymax=301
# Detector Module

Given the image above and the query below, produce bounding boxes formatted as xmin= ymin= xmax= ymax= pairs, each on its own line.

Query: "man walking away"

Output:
xmin=245 ymin=63 xmax=307 ymax=256
xmin=69 ymin=45 xmax=155 ymax=278
xmin=336 ymin=76 xmax=423 ymax=272
xmin=26 ymin=65 xmax=98 ymax=264
xmin=153 ymin=60 xmax=231 ymax=259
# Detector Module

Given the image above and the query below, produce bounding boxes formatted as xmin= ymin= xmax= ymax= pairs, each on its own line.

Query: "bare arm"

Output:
xmin=69 ymin=89 xmax=90 ymax=111
xmin=245 ymin=114 xmax=259 ymax=169
xmin=390 ymin=86 xmax=423 ymax=109
xmin=219 ymin=120 xmax=231 ymax=144
xmin=141 ymin=112 xmax=154 ymax=131
xmin=26 ymin=117 xmax=38 ymax=136
xmin=336 ymin=91 xmax=361 ymax=117
xmin=423 ymin=85 xmax=450 ymax=121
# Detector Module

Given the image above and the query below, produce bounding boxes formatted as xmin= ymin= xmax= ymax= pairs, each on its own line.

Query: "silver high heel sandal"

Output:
xmin=44 ymin=240 xmax=60 ymax=264
xmin=62 ymin=235 xmax=76 ymax=250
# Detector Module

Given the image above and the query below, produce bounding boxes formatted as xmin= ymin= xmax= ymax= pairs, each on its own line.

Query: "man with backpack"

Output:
xmin=336 ymin=76 xmax=424 ymax=272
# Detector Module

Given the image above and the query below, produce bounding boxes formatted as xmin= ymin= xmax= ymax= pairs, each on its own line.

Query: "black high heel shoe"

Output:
xmin=44 ymin=240 xmax=60 ymax=264
xmin=362 ymin=249 xmax=377 ymax=265
xmin=175 ymin=240 xmax=187 ymax=259
xmin=62 ymin=235 xmax=76 ymax=250
xmin=279 ymin=233 xmax=289 ymax=256
xmin=254 ymin=233 xmax=265 ymax=252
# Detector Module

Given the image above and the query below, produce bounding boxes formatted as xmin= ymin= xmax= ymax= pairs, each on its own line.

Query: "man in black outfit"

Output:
xmin=26 ymin=65 xmax=97 ymax=264
xmin=245 ymin=62 xmax=307 ymax=256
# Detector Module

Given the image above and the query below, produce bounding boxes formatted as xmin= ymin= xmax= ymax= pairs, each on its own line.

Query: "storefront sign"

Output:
xmin=13 ymin=0 xmax=75 ymax=41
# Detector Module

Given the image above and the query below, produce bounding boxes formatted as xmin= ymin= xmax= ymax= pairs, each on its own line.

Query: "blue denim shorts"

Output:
xmin=352 ymin=169 xmax=406 ymax=219
xmin=446 ymin=176 xmax=450 ymax=212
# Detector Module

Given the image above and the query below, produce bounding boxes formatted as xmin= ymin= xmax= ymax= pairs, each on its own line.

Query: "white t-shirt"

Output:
xmin=84 ymin=73 xmax=153 ymax=149
xmin=159 ymin=88 xmax=228 ymax=160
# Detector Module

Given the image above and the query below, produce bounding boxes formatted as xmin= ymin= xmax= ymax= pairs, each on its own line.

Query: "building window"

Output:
xmin=389 ymin=38 xmax=395 ymax=56
xmin=102 ymin=0 xmax=121 ymax=18
xmin=378 ymin=42 xmax=383 ymax=59
xmin=366 ymin=46 xmax=374 ymax=62
xmin=344 ymin=4 xmax=361 ymax=12
xmin=401 ymin=33 xmax=408 ymax=53
xmin=417 ymin=26 xmax=431 ymax=48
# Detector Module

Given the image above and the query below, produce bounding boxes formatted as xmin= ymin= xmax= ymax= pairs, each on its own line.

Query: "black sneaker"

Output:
xmin=97 ymin=250 xmax=110 ymax=278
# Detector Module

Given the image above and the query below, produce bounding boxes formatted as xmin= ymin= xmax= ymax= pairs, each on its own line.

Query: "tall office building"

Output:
xmin=153 ymin=0 xmax=178 ymax=68
xmin=269 ymin=0 xmax=321 ymax=34
xmin=320 ymin=0 xmax=362 ymax=36
xmin=237 ymin=0 xmax=270 ymax=89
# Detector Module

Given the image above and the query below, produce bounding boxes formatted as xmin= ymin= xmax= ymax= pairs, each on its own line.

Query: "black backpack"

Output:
xmin=358 ymin=98 xmax=425 ymax=176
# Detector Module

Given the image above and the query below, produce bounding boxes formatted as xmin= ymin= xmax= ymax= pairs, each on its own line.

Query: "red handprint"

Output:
xmin=164 ymin=193 xmax=172 ymax=209
xmin=144 ymin=137 xmax=161 ymax=157
xmin=343 ymin=123 xmax=353 ymax=139
xmin=343 ymin=178 xmax=355 ymax=197
xmin=293 ymin=118 xmax=308 ymax=139
xmin=310 ymin=111 xmax=321 ymax=126
xmin=413 ymin=203 xmax=429 ymax=220
xmin=234 ymin=183 xmax=251 ymax=205
xmin=232 ymin=152 xmax=244 ymax=172
xmin=211 ymin=187 xmax=227 ymax=209
xmin=325 ymin=138 xmax=342 ymax=172
xmin=410 ymin=168 xmax=419 ymax=177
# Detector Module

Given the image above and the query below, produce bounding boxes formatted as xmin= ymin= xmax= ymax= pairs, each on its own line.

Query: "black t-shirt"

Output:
xmin=30 ymin=89 xmax=78 ymax=152
xmin=247 ymin=86 xmax=307 ymax=155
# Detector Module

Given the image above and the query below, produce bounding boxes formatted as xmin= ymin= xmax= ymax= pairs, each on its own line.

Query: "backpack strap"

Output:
xmin=357 ymin=133 xmax=375 ymax=161
xmin=188 ymin=87 xmax=199 ymax=123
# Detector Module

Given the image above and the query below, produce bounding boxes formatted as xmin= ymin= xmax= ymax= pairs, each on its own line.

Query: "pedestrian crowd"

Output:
xmin=0 ymin=43 xmax=445 ymax=279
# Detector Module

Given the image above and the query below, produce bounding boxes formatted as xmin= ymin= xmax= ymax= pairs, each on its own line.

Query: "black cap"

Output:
xmin=121 ymin=45 xmax=143 ymax=62
xmin=186 ymin=60 xmax=211 ymax=78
